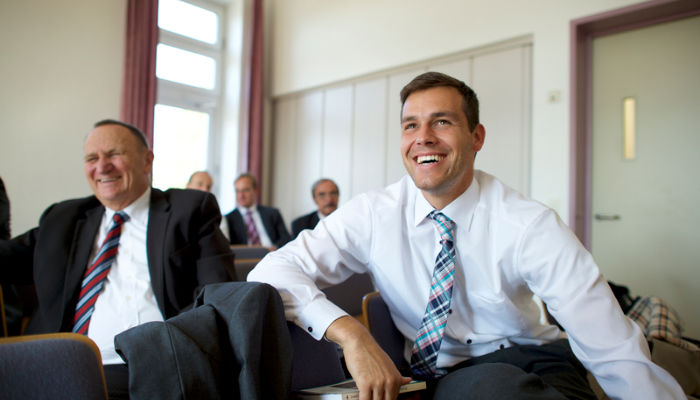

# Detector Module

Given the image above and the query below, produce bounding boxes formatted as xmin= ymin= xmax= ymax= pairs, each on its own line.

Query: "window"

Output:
xmin=155 ymin=44 xmax=217 ymax=90
xmin=152 ymin=105 xmax=210 ymax=189
xmin=157 ymin=0 xmax=218 ymax=44
xmin=152 ymin=0 xmax=223 ymax=191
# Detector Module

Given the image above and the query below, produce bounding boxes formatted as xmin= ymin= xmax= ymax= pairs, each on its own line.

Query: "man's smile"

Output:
xmin=97 ymin=176 xmax=120 ymax=183
xmin=415 ymin=154 xmax=445 ymax=165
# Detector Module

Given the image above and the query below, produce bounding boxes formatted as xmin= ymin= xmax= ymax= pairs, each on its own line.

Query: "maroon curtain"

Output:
xmin=244 ymin=0 xmax=264 ymax=194
xmin=120 ymin=0 xmax=158 ymax=147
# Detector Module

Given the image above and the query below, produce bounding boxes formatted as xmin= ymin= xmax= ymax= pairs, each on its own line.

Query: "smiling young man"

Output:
xmin=290 ymin=178 xmax=340 ymax=238
xmin=249 ymin=72 xmax=683 ymax=399
xmin=0 ymin=119 xmax=233 ymax=398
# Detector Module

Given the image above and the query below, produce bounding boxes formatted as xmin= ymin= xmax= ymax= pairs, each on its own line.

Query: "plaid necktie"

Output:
xmin=244 ymin=209 xmax=261 ymax=245
xmin=72 ymin=211 xmax=129 ymax=335
xmin=410 ymin=211 xmax=456 ymax=379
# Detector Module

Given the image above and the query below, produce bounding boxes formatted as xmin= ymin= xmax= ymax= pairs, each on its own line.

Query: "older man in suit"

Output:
xmin=0 ymin=120 xmax=233 ymax=399
xmin=225 ymin=173 xmax=290 ymax=250
xmin=291 ymin=178 xmax=339 ymax=239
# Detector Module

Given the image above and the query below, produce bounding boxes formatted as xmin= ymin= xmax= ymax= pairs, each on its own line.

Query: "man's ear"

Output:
xmin=472 ymin=123 xmax=485 ymax=152
xmin=145 ymin=150 xmax=155 ymax=174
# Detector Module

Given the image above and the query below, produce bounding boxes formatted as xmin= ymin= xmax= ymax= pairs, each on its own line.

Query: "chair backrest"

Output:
xmin=228 ymin=246 xmax=270 ymax=281
xmin=230 ymin=245 xmax=270 ymax=260
xmin=231 ymin=258 xmax=263 ymax=281
xmin=288 ymin=322 xmax=346 ymax=391
xmin=322 ymin=273 xmax=375 ymax=318
xmin=0 ymin=333 xmax=108 ymax=400
xmin=362 ymin=291 xmax=408 ymax=370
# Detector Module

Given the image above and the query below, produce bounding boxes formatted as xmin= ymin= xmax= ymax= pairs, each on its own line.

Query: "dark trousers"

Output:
xmin=425 ymin=339 xmax=597 ymax=400
xmin=104 ymin=364 xmax=129 ymax=400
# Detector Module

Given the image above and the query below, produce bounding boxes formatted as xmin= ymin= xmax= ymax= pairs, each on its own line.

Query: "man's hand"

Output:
xmin=325 ymin=316 xmax=412 ymax=400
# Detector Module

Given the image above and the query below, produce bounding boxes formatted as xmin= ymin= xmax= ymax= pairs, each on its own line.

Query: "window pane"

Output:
xmin=158 ymin=0 xmax=218 ymax=44
xmin=156 ymin=44 xmax=216 ymax=89
xmin=152 ymin=104 xmax=210 ymax=190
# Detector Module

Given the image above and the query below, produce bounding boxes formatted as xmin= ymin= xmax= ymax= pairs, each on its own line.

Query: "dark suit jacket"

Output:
xmin=115 ymin=282 xmax=292 ymax=400
xmin=0 ymin=177 xmax=9 ymax=240
xmin=225 ymin=205 xmax=291 ymax=248
xmin=291 ymin=211 xmax=320 ymax=239
xmin=0 ymin=188 xmax=234 ymax=334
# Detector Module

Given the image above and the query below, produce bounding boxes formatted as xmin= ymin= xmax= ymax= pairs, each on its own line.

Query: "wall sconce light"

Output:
xmin=623 ymin=97 xmax=636 ymax=160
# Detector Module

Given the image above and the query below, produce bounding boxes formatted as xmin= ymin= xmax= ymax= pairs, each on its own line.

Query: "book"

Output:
xmin=294 ymin=378 xmax=426 ymax=400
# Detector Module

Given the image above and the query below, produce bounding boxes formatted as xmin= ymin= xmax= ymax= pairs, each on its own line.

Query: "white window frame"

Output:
xmin=155 ymin=0 xmax=225 ymax=178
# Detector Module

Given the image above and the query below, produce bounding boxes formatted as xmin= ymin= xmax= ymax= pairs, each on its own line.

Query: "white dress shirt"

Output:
xmin=88 ymin=188 xmax=164 ymax=364
xmin=249 ymin=170 xmax=684 ymax=399
xmin=237 ymin=205 xmax=273 ymax=248
xmin=219 ymin=215 xmax=230 ymax=240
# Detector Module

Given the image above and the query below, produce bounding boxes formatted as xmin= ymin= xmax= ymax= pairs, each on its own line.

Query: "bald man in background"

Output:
xmin=186 ymin=171 xmax=214 ymax=192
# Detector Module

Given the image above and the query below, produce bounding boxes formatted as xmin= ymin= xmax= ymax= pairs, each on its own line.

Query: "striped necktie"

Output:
xmin=410 ymin=211 xmax=456 ymax=379
xmin=72 ymin=211 xmax=129 ymax=335
xmin=244 ymin=209 xmax=261 ymax=245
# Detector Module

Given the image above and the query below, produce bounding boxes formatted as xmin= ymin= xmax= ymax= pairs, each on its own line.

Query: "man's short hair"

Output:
xmin=93 ymin=119 xmax=150 ymax=150
xmin=235 ymin=172 xmax=257 ymax=189
xmin=400 ymin=72 xmax=480 ymax=131
xmin=311 ymin=178 xmax=339 ymax=198
xmin=188 ymin=170 xmax=211 ymax=184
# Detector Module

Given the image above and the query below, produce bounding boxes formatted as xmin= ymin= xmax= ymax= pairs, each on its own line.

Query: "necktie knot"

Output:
xmin=113 ymin=211 xmax=130 ymax=225
xmin=429 ymin=210 xmax=455 ymax=244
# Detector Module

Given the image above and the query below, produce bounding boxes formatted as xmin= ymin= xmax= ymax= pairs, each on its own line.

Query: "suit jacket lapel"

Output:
xmin=259 ymin=207 xmax=275 ymax=241
xmin=63 ymin=202 xmax=103 ymax=329
xmin=147 ymin=189 xmax=170 ymax=314
xmin=232 ymin=210 xmax=247 ymax=242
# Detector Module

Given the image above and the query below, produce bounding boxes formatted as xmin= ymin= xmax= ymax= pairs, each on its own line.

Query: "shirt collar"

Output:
xmin=237 ymin=204 xmax=257 ymax=214
xmin=413 ymin=175 xmax=480 ymax=231
xmin=104 ymin=187 xmax=151 ymax=225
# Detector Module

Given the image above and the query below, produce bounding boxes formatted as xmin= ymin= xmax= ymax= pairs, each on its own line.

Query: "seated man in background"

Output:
xmin=249 ymin=72 xmax=684 ymax=399
xmin=186 ymin=170 xmax=230 ymax=241
xmin=0 ymin=120 xmax=234 ymax=399
xmin=186 ymin=170 xmax=214 ymax=192
xmin=225 ymin=173 xmax=290 ymax=250
xmin=291 ymin=178 xmax=340 ymax=238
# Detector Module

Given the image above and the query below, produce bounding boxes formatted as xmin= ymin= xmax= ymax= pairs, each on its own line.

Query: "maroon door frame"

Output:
xmin=569 ymin=0 xmax=700 ymax=248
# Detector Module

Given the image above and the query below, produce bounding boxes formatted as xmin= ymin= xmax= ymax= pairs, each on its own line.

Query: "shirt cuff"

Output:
xmin=295 ymin=296 xmax=349 ymax=341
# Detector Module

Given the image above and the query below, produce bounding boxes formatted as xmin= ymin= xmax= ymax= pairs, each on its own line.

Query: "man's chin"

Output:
xmin=411 ymin=175 xmax=443 ymax=192
xmin=95 ymin=191 xmax=126 ymax=207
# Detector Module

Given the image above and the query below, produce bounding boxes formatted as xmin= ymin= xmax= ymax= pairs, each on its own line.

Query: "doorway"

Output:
xmin=571 ymin=0 xmax=700 ymax=338
xmin=591 ymin=14 xmax=700 ymax=338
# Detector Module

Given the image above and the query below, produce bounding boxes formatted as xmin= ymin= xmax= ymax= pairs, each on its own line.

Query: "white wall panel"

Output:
xmin=351 ymin=78 xmax=388 ymax=197
xmin=471 ymin=46 xmax=531 ymax=195
xmin=322 ymin=85 xmax=354 ymax=206
xmin=427 ymin=59 xmax=472 ymax=86
xmin=271 ymin=98 xmax=298 ymax=224
xmin=294 ymin=92 xmax=325 ymax=215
